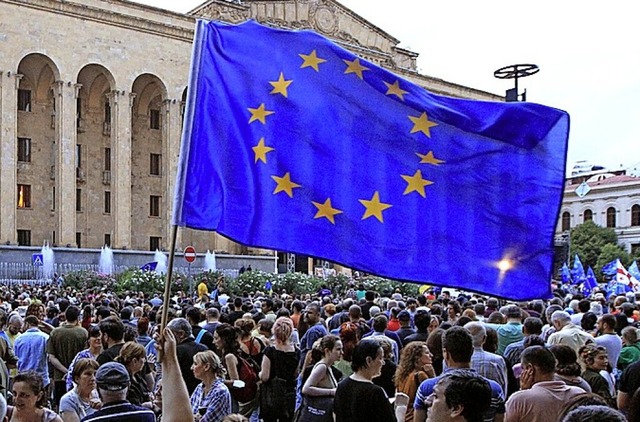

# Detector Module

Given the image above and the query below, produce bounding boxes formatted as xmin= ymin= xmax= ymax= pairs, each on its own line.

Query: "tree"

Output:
xmin=570 ymin=220 xmax=618 ymax=270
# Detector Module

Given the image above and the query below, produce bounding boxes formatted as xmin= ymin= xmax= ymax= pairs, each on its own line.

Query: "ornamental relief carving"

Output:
xmin=309 ymin=3 xmax=338 ymax=35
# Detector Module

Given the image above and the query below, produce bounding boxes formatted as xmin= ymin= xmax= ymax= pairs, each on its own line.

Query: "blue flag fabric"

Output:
xmin=571 ymin=255 xmax=586 ymax=285
xmin=602 ymin=259 xmax=618 ymax=278
xmin=630 ymin=261 xmax=640 ymax=281
xmin=561 ymin=263 xmax=572 ymax=285
xmin=140 ymin=262 xmax=158 ymax=272
xmin=173 ymin=20 xmax=570 ymax=300
xmin=583 ymin=266 xmax=598 ymax=296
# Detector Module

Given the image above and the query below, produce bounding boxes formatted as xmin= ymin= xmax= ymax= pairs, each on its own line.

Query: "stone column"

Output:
xmin=53 ymin=80 xmax=80 ymax=247
xmin=0 ymin=72 xmax=22 ymax=244
xmin=110 ymin=90 xmax=135 ymax=249
xmin=163 ymin=98 xmax=182 ymax=249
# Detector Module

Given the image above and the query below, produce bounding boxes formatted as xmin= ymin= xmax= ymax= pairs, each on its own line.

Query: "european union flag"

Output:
xmin=601 ymin=259 xmax=618 ymax=278
xmin=583 ymin=266 xmax=598 ymax=296
xmin=561 ymin=263 xmax=572 ymax=285
xmin=571 ymin=254 xmax=586 ymax=285
xmin=629 ymin=261 xmax=640 ymax=281
xmin=173 ymin=20 xmax=569 ymax=300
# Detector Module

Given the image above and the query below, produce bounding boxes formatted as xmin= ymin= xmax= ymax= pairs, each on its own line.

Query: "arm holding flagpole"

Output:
xmin=161 ymin=224 xmax=179 ymax=332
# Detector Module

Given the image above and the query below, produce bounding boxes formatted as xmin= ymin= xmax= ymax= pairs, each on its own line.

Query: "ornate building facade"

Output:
xmin=0 ymin=0 xmax=501 ymax=256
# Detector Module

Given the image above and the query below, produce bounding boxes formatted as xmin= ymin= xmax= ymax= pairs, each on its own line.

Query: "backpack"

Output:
xmin=231 ymin=352 xmax=259 ymax=403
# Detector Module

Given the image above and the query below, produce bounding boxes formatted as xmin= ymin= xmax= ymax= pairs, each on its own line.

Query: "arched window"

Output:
xmin=632 ymin=204 xmax=640 ymax=226
xmin=561 ymin=212 xmax=571 ymax=231
xmin=583 ymin=209 xmax=593 ymax=223
xmin=606 ymin=207 xmax=616 ymax=228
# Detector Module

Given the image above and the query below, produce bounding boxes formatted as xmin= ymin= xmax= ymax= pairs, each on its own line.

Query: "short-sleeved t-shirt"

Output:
xmin=47 ymin=324 xmax=88 ymax=380
xmin=60 ymin=389 xmax=96 ymax=420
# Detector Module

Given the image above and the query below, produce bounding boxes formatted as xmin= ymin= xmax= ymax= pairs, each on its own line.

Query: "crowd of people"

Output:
xmin=0 ymin=278 xmax=638 ymax=421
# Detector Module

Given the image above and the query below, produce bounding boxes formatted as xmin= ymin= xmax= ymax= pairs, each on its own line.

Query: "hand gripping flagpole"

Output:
xmin=161 ymin=224 xmax=179 ymax=331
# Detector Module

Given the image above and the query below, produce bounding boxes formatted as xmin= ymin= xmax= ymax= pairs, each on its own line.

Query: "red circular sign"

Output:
xmin=184 ymin=246 xmax=196 ymax=263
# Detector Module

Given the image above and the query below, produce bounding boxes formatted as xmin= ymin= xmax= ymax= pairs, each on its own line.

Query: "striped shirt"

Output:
xmin=80 ymin=400 xmax=155 ymax=422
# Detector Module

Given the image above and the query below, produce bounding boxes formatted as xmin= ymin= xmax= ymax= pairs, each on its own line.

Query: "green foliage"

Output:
xmin=115 ymin=268 xmax=165 ymax=295
xmin=357 ymin=275 xmax=420 ymax=297
xmin=570 ymin=221 xmax=619 ymax=270
xmin=596 ymin=244 xmax=631 ymax=279
xmin=63 ymin=270 xmax=116 ymax=290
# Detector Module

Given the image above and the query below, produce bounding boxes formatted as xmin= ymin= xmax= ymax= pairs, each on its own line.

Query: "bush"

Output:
xmin=63 ymin=270 xmax=116 ymax=291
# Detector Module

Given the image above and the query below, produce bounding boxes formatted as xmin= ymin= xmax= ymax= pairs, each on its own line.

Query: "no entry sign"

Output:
xmin=184 ymin=246 xmax=196 ymax=263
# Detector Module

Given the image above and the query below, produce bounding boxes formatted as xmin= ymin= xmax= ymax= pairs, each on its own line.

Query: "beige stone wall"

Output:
xmin=0 ymin=0 xmax=500 ymax=257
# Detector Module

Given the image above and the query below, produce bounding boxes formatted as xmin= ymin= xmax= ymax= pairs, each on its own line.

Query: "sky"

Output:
xmin=132 ymin=0 xmax=640 ymax=174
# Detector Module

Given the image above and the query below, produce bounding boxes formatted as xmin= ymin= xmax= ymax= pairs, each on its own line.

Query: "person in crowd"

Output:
xmin=372 ymin=337 xmax=396 ymax=398
xmin=96 ymin=316 xmax=125 ymax=364
xmin=503 ymin=317 xmax=543 ymax=370
xmin=549 ymin=344 xmax=592 ymax=392
xmin=190 ymin=350 xmax=232 ymax=422
xmin=333 ymin=338 xmax=396 ymax=422
xmin=484 ymin=305 xmax=524 ymax=355
xmin=136 ymin=317 xmax=153 ymax=348
xmin=541 ymin=305 xmax=563 ymax=341
xmin=202 ymin=308 xmax=221 ymax=335
xmin=187 ymin=307 xmax=215 ymax=351
xmin=59 ymin=358 xmax=100 ymax=422
xmin=394 ymin=311 xmax=415 ymax=345
xmin=26 ymin=303 xmax=55 ymax=334
xmin=114 ymin=341 xmax=154 ymax=409
xmin=547 ymin=311 xmax=594 ymax=353
xmin=446 ymin=301 xmax=462 ymax=325
xmin=414 ymin=327 xmax=505 ymax=422
xmin=258 ymin=317 xmax=298 ymax=422
xmin=6 ymin=371 xmax=62 ymax=422
xmin=235 ymin=318 xmax=264 ymax=365
xmin=579 ymin=343 xmax=616 ymax=407
xmin=66 ymin=325 xmax=103 ymax=391
xmin=81 ymin=362 xmax=155 ymax=422
xmin=561 ymin=404 xmax=626 ymax=422
xmin=425 ymin=328 xmax=445 ymax=376
xmin=464 ymin=322 xmax=508 ymax=395
xmin=394 ymin=342 xmax=434 ymax=422
xmin=363 ymin=315 xmax=401 ymax=363
xmin=425 ymin=370 xmax=492 ymax=422
xmin=168 ymin=317 xmax=209 ymax=396
xmin=581 ymin=312 xmax=599 ymax=337
xmin=14 ymin=316 xmax=50 ymax=389
xmin=300 ymin=335 xmax=342 ymax=419
xmin=298 ymin=304 xmax=328 ymax=369
xmin=617 ymin=325 xmax=640 ymax=371
xmin=594 ymin=314 xmax=622 ymax=371
xmin=505 ymin=346 xmax=584 ymax=422
xmin=403 ymin=310 xmax=431 ymax=346
xmin=214 ymin=323 xmax=258 ymax=418
xmin=48 ymin=305 xmax=88 ymax=406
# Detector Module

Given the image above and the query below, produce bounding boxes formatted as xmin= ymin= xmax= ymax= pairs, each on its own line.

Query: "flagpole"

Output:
xmin=161 ymin=224 xmax=179 ymax=331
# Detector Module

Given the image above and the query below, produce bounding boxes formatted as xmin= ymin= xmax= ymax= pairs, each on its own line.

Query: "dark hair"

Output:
xmin=96 ymin=306 xmax=111 ymax=320
xmin=13 ymin=371 xmax=47 ymax=407
xmin=24 ymin=315 xmax=39 ymax=327
xmin=562 ymin=405 xmax=626 ymax=422
xmin=581 ymin=312 xmax=598 ymax=331
xmin=339 ymin=322 xmax=360 ymax=362
xmin=577 ymin=299 xmax=591 ymax=313
xmin=447 ymin=301 xmax=461 ymax=315
xmin=99 ymin=316 xmax=124 ymax=342
xmin=365 ymin=291 xmax=375 ymax=301
xmin=351 ymin=338 xmax=382 ymax=372
xmin=559 ymin=394 xmax=612 ymax=421
xmin=439 ymin=370 xmax=492 ymax=422
xmin=522 ymin=335 xmax=545 ymax=349
xmin=88 ymin=325 xmax=101 ymax=338
xmin=442 ymin=326 xmax=473 ymax=363
xmin=65 ymin=305 xmax=81 ymax=322
xmin=414 ymin=310 xmax=431 ymax=331
xmin=372 ymin=315 xmax=388 ymax=332
xmin=215 ymin=323 xmax=240 ymax=355
xmin=549 ymin=344 xmax=581 ymax=376
xmin=523 ymin=317 xmax=543 ymax=335
xmin=600 ymin=314 xmax=616 ymax=331
xmin=319 ymin=335 xmax=340 ymax=356
xmin=521 ymin=346 xmax=556 ymax=374
xmin=120 ymin=307 xmax=132 ymax=321
xmin=186 ymin=307 xmax=202 ymax=324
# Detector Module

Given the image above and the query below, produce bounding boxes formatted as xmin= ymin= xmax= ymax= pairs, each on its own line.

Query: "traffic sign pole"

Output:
xmin=184 ymin=246 xmax=196 ymax=299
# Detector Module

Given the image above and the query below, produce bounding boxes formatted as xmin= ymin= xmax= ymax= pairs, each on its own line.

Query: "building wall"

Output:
xmin=557 ymin=177 xmax=640 ymax=254
xmin=0 ymin=0 xmax=501 ymax=258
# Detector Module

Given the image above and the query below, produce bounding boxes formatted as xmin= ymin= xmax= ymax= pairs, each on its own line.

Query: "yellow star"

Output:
xmin=359 ymin=191 xmax=392 ymax=223
xmin=416 ymin=151 xmax=445 ymax=166
xmin=408 ymin=112 xmax=438 ymax=137
xmin=269 ymin=72 xmax=293 ymax=98
xmin=299 ymin=50 xmax=327 ymax=72
xmin=271 ymin=172 xmax=301 ymax=198
xmin=384 ymin=80 xmax=408 ymax=100
xmin=252 ymin=138 xmax=274 ymax=164
xmin=343 ymin=58 xmax=369 ymax=80
xmin=312 ymin=198 xmax=343 ymax=224
xmin=248 ymin=103 xmax=274 ymax=124
xmin=401 ymin=170 xmax=434 ymax=197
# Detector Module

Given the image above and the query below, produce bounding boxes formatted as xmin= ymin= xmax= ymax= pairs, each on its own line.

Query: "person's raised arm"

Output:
xmin=157 ymin=327 xmax=194 ymax=422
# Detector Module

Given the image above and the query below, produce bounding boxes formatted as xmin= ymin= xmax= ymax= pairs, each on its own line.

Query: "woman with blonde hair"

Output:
xmin=190 ymin=350 xmax=232 ymax=422
xmin=394 ymin=342 xmax=435 ymax=422
xmin=114 ymin=341 xmax=154 ymax=410
xmin=259 ymin=317 xmax=298 ymax=422
xmin=579 ymin=343 xmax=616 ymax=407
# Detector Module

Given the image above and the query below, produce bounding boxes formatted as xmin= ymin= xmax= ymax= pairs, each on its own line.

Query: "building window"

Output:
xmin=104 ymin=191 xmax=111 ymax=214
xmin=632 ymin=204 xmax=640 ymax=226
xmin=583 ymin=209 xmax=593 ymax=223
xmin=632 ymin=243 xmax=640 ymax=256
xmin=104 ymin=101 xmax=111 ymax=124
xmin=561 ymin=212 xmax=570 ymax=232
xmin=76 ymin=232 xmax=82 ymax=248
xmin=76 ymin=97 xmax=82 ymax=119
xmin=104 ymin=148 xmax=111 ymax=171
xmin=150 ymin=195 xmax=161 ymax=217
xmin=150 ymin=109 xmax=160 ymax=130
xmin=17 ymin=184 xmax=31 ymax=208
xmin=52 ymin=187 xmax=55 ymax=211
xmin=17 ymin=230 xmax=31 ymax=246
xmin=17 ymin=137 xmax=31 ymax=162
xmin=150 ymin=236 xmax=161 ymax=251
xmin=606 ymin=207 xmax=616 ymax=228
xmin=150 ymin=153 xmax=161 ymax=176
xmin=76 ymin=189 xmax=82 ymax=212
xmin=52 ymin=231 xmax=56 ymax=246
xmin=104 ymin=234 xmax=111 ymax=247
xmin=17 ymin=89 xmax=31 ymax=112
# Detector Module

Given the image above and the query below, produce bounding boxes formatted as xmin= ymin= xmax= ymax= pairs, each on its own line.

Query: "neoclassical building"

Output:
xmin=557 ymin=172 xmax=640 ymax=255
xmin=0 ymin=0 xmax=501 ymax=257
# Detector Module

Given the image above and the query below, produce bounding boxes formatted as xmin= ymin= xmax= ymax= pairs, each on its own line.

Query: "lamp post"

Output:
xmin=493 ymin=64 xmax=539 ymax=102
